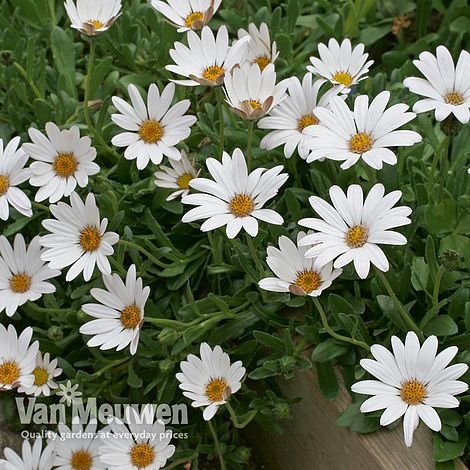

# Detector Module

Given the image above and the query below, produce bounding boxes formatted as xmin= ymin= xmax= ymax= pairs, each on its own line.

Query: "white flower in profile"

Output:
xmin=151 ymin=0 xmax=221 ymax=32
xmin=57 ymin=380 xmax=83 ymax=407
xmin=166 ymin=25 xmax=249 ymax=86
xmin=99 ymin=405 xmax=176 ymax=469
xmin=307 ymin=38 xmax=373 ymax=93
xmin=258 ymin=73 xmax=341 ymax=159
xmin=80 ymin=265 xmax=149 ymax=356
xmin=18 ymin=352 xmax=62 ymax=397
xmin=154 ymin=150 xmax=200 ymax=201
xmin=298 ymin=184 xmax=412 ymax=279
xmin=303 ymin=91 xmax=422 ymax=170
xmin=23 ymin=123 xmax=99 ymax=203
xmin=259 ymin=232 xmax=342 ymax=296
xmin=224 ymin=63 xmax=289 ymax=120
xmin=64 ymin=0 xmax=122 ymax=35
xmin=403 ymin=46 xmax=470 ymax=124
xmin=0 ymin=438 xmax=56 ymax=470
xmin=111 ymin=83 xmax=196 ymax=170
xmin=352 ymin=332 xmax=469 ymax=447
xmin=40 ymin=192 xmax=119 ymax=282
xmin=0 ymin=325 xmax=38 ymax=391
xmin=0 ymin=137 xmax=32 ymax=221
xmin=176 ymin=342 xmax=246 ymax=420
xmin=237 ymin=22 xmax=279 ymax=71
xmin=0 ymin=235 xmax=60 ymax=317
xmin=182 ymin=148 xmax=288 ymax=239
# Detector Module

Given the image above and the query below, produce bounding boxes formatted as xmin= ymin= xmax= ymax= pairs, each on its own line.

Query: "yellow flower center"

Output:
xmin=185 ymin=11 xmax=204 ymax=29
xmin=445 ymin=92 xmax=464 ymax=105
xmin=205 ymin=377 xmax=228 ymax=402
xmin=349 ymin=133 xmax=373 ymax=154
xmin=332 ymin=71 xmax=353 ymax=86
xmin=0 ymin=174 xmax=9 ymax=196
xmin=177 ymin=173 xmax=193 ymax=189
xmin=139 ymin=120 xmax=164 ymax=144
xmin=9 ymin=273 xmax=32 ymax=293
xmin=400 ymin=380 xmax=427 ymax=405
xmin=253 ymin=56 xmax=271 ymax=71
xmin=298 ymin=114 xmax=319 ymax=132
xmin=229 ymin=194 xmax=254 ymax=218
xmin=242 ymin=99 xmax=262 ymax=110
xmin=130 ymin=443 xmax=155 ymax=468
xmin=79 ymin=226 xmax=101 ymax=252
xmin=202 ymin=65 xmax=225 ymax=83
xmin=346 ymin=225 xmax=369 ymax=248
xmin=294 ymin=270 xmax=321 ymax=294
xmin=33 ymin=367 xmax=49 ymax=386
xmin=53 ymin=152 xmax=78 ymax=178
xmin=85 ymin=19 xmax=104 ymax=30
xmin=70 ymin=449 xmax=93 ymax=470
xmin=0 ymin=361 xmax=20 ymax=386
xmin=120 ymin=305 xmax=142 ymax=330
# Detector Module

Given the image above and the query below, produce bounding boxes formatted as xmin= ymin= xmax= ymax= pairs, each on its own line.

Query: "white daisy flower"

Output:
xmin=258 ymin=73 xmax=341 ymax=159
xmin=303 ymin=91 xmax=422 ymax=170
xmin=0 ymin=438 xmax=56 ymax=470
xmin=403 ymin=46 xmax=470 ymax=124
xmin=154 ymin=150 xmax=200 ymax=201
xmin=166 ymin=25 xmax=249 ymax=87
xmin=351 ymin=331 xmax=469 ymax=447
xmin=64 ymin=0 xmax=122 ymax=36
xmin=111 ymin=82 xmax=197 ymax=170
xmin=298 ymin=183 xmax=412 ymax=279
xmin=40 ymin=192 xmax=119 ymax=282
xmin=17 ymin=352 xmax=62 ymax=397
xmin=182 ymin=148 xmax=288 ymax=239
xmin=151 ymin=0 xmax=221 ymax=32
xmin=259 ymin=232 xmax=342 ymax=296
xmin=0 ymin=137 xmax=32 ymax=221
xmin=0 ymin=235 xmax=60 ymax=317
xmin=307 ymin=38 xmax=373 ymax=93
xmin=237 ymin=22 xmax=279 ymax=71
xmin=80 ymin=265 xmax=149 ymax=356
xmin=223 ymin=63 xmax=289 ymax=120
xmin=57 ymin=380 xmax=83 ymax=407
xmin=23 ymin=123 xmax=99 ymax=203
xmin=0 ymin=325 xmax=39 ymax=391
xmin=99 ymin=405 xmax=176 ymax=469
xmin=176 ymin=342 xmax=246 ymax=421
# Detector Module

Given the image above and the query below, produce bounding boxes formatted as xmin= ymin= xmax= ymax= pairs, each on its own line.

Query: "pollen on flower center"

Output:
xmin=70 ymin=449 xmax=93 ymax=470
xmin=0 ymin=361 xmax=20 ymax=385
xmin=177 ymin=173 xmax=193 ymax=189
xmin=400 ymin=380 xmax=427 ymax=405
xmin=202 ymin=65 xmax=225 ymax=83
xmin=333 ymin=71 xmax=353 ymax=86
xmin=120 ymin=305 xmax=141 ymax=329
xmin=85 ymin=19 xmax=104 ymax=30
xmin=294 ymin=270 xmax=321 ymax=294
xmin=139 ymin=120 xmax=164 ymax=144
xmin=349 ymin=133 xmax=373 ymax=154
xmin=53 ymin=153 xmax=78 ymax=178
xmin=33 ymin=367 xmax=49 ymax=386
xmin=346 ymin=225 xmax=369 ymax=248
xmin=229 ymin=194 xmax=254 ymax=218
xmin=9 ymin=273 xmax=32 ymax=293
xmin=298 ymin=114 xmax=319 ymax=132
xmin=445 ymin=91 xmax=464 ymax=105
xmin=0 ymin=174 xmax=9 ymax=196
xmin=130 ymin=443 xmax=155 ymax=468
xmin=253 ymin=56 xmax=271 ymax=71
xmin=185 ymin=11 xmax=204 ymax=29
xmin=242 ymin=99 xmax=262 ymax=110
xmin=205 ymin=377 xmax=229 ymax=402
xmin=79 ymin=226 xmax=101 ymax=252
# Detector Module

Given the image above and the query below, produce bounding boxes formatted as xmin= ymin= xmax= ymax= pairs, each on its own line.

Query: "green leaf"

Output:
xmin=411 ymin=257 xmax=429 ymax=292
xmin=252 ymin=331 xmax=285 ymax=351
xmin=433 ymin=433 xmax=467 ymax=462
xmin=50 ymin=27 xmax=76 ymax=98
xmin=311 ymin=339 xmax=349 ymax=363
xmin=316 ymin=362 xmax=339 ymax=400
xmin=423 ymin=316 xmax=458 ymax=337
xmin=127 ymin=363 xmax=143 ymax=388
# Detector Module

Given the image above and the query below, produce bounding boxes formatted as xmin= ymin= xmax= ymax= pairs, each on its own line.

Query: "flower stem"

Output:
xmin=225 ymin=402 xmax=257 ymax=429
xmin=426 ymin=136 xmax=449 ymax=196
xmin=13 ymin=62 xmax=42 ymax=99
xmin=215 ymin=87 xmax=225 ymax=154
xmin=84 ymin=38 xmax=96 ymax=131
xmin=207 ymin=419 xmax=226 ymax=470
xmin=247 ymin=120 xmax=254 ymax=170
xmin=118 ymin=239 xmax=170 ymax=268
xmin=245 ymin=234 xmax=267 ymax=301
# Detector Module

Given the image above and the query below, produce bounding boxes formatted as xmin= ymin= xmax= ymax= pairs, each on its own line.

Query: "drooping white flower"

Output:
xmin=0 ymin=438 xmax=56 ymax=470
xmin=80 ymin=265 xmax=149 ymax=355
xmin=0 ymin=325 xmax=39 ymax=391
xmin=111 ymin=83 xmax=196 ymax=170
xmin=298 ymin=184 xmax=412 ymax=279
xmin=259 ymin=232 xmax=342 ymax=296
xmin=307 ymin=38 xmax=373 ymax=93
xmin=23 ymin=123 xmax=99 ymax=203
xmin=151 ymin=0 xmax=221 ymax=32
xmin=166 ymin=25 xmax=249 ymax=86
xmin=303 ymin=91 xmax=422 ymax=170
xmin=182 ymin=148 xmax=288 ymax=239
xmin=176 ymin=342 xmax=246 ymax=421
xmin=223 ymin=63 xmax=289 ymax=120
xmin=18 ymin=352 xmax=62 ymax=397
xmin=64 ymin=0 xmax=122 ymax=35
xmin=0 ymin=235 xmax=60 ymax=317
xmin=403 ymin=46 xmax=470 ymax=124
xmin=0 ymin=137 xmax=32 ymax=221
xmin=40 ymin=192 xmax=119 ymax=282
xmin=258 ymin=73 xmax=341 ymax=159
xmin=352 ymin=331 xmax=469 ymax=447
xmin=154 ymin=150 xmax=200 ymax=201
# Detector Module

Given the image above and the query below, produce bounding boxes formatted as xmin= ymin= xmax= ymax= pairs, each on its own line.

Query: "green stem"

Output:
xmin=247 ymin=120 xmax=254 ymax=170
xmin=13 ymin=62 xmax=42 ymax=99
xmin=245 ymin=235 xmax=267 ymax=301
xmin=225 ymin=402 xmax=257 ymax=429
xmin=84 ymin=39 xmax=96 ymax=131
xmin=426 ymin=136 xmax=449 ymax=196
xmin=432 ymin=266 xmax=445 ymax=304
xmin=312 ymin=298 xmax=370 ymax=352
xmin=32 ymin=201 xmax=50 ymax=212
xmin=118 ymin=239 xmax=170 ymax=268
xmin=207 ymin=419 xmax=226 ymax=470
xmin=165 ymin=453 xmax=199 ymax=470
xmin=215 ymin=87 xmax=225 ymax=154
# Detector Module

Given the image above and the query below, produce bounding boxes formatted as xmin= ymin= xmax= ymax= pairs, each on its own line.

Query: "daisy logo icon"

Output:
xmin=56 ymin=380 xmax=83 ymax=407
